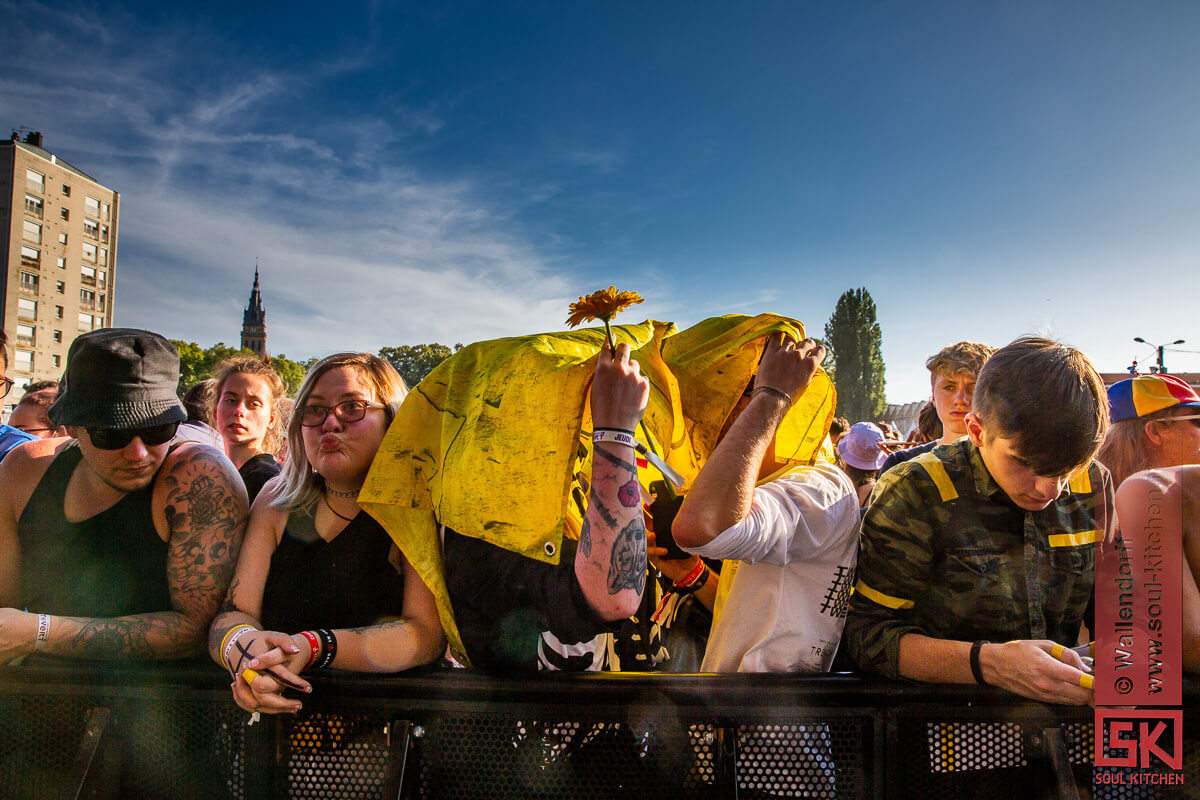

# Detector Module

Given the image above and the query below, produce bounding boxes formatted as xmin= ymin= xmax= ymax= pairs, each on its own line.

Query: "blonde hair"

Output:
xmin=1096 ymin=406 xmax=1187 ymax=488
xmin=271 ymin=353 xmax=407 ymax=513
xmin=926 ymin=341 xmax=995 ymax=382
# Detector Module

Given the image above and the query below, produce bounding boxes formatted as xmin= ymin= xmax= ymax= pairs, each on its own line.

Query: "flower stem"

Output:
xmin=603 ymin=319 xmax=616 ymax=356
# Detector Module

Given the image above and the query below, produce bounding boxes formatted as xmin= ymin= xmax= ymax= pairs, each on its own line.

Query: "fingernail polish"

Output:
xmin=288 ymin=646 xmax=300 ymax=653
xmin=248 ymin=660 xmax=258 ymax=668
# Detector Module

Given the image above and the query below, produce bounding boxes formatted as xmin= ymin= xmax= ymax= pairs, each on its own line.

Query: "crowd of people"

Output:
xmin=0 ymin=321 xmax=1196 ymax=721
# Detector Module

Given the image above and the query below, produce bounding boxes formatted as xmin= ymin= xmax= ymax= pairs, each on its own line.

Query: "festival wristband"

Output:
xmin=673 ymin=560 xmax=707 ymax=591
xmin=34 ymin=613 xmax=50 ymax=651
xmin=314 ymin=628 xmax=338 ymax=670
xmin=593 ymin=430 xmax=637 ymax=448
xmin=299 ymin=630 xmax=321 ymax=671
xmin=594 ymin=426 xmax=635 ymax=436
xmin=222 ymin=625 xmax=257 ymax=673
xmin=751 ymin=385 xmax=793 ymax=406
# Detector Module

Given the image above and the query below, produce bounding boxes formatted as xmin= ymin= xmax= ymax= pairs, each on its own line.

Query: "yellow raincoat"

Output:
xmin=359 ymin=313 xmax=836 ymax=663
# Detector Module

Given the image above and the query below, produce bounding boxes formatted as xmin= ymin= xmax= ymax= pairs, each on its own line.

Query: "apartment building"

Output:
xmin=1 ymin=131 xmax=118 ymax=411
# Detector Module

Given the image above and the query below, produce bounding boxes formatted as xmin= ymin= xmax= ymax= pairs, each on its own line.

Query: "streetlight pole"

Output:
xmin=1133 ymin=337 xmax=1186 ymax=373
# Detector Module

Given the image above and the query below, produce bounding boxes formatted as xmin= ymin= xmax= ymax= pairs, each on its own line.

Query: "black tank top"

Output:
xmin=260 ymin=508 xmax=405 ymax=633
xmin=18 ymin=443 xmax=172 ymax=617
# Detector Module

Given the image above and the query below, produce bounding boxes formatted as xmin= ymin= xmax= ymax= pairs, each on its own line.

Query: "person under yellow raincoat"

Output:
xmin=359 ymin=313 xmax=835 ymax=668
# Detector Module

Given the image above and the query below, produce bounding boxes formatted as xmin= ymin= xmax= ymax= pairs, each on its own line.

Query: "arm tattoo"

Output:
xmin=69 ymin=614 xmax=188 ymax=660
xmin=588 ymin=489 xmax=617 ymax=528
xmin=580 ymin=518 xmax=592 ymax=558
xmin=593 ymin=445 xmax=638 ymax=477
xmin=617 ymin=479 xmax=640 ymax=508
xmin=344 ymin=618 xmax=411 ymax=635
xmin=607 ymin=518 xmax=647 ymax=595
xmin=163 ymin=447 xmax=245 ymax=621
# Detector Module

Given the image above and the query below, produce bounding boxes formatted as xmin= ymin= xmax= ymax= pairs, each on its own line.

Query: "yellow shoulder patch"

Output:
xmin=912 ymin=452 xmax=959 ymax=502
xmin=1048 ymin=529 xmax=1099 ymax=548
xmin=855 ymin=580 xmax=915 ymax=610
xmin=1068 ymin=465 xmax=1092 ymax=495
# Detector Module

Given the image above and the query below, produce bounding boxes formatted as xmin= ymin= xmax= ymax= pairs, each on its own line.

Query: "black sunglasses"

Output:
xmin=86 ymin=422 xmax=180 ymax=450
xmin=0 ymin=377 xmax=13 ymax=400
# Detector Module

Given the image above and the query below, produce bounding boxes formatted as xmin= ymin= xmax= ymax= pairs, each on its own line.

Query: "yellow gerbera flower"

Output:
xmin=566 ymin=286 xmax=644 ymax=352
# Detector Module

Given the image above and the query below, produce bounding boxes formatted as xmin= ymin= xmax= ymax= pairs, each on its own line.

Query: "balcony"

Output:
xmin=81 ymin=275 xmax=97 ymax=287
xmin=23 ymin=199 xmax=43 ymax=219
xmin=15 ymin=332 xmax=35 ymax=347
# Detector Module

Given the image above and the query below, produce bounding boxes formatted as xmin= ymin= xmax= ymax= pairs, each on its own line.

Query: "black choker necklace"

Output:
xmin=325 ymin=485 xmax=360 ymax=499
xmin=322 ymin=494 xmax=356 ymax=522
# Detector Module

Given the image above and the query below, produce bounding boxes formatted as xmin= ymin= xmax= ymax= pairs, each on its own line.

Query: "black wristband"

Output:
xmin=315 ymin=628 xmax=338 ymax=670
xmin=674 ymin=566 xmax=710 ymax=596
xmin=969 ymin=640 xmax=988 ymax=686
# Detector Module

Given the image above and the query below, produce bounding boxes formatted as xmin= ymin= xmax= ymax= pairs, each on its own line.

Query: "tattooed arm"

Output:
xmin=35 ymin=444 xmax=249 ymax=660
xmin=575 ymin=343 xmax=650 ymax=621
xmin=674 ymin=335 xmax=825 ymax=548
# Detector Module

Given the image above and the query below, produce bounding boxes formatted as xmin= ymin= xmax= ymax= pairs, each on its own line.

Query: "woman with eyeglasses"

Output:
xmin=208 ymin=353 xmax=444 ymax=715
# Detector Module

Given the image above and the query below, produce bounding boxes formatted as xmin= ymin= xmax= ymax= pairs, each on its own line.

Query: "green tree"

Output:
xmin=378 ymin=343 xmax=463 ymax=388
xmin=170 ymin=340 xmax=308 ymax=397
xmin=823 ymin=288 xmax=886 ymax=422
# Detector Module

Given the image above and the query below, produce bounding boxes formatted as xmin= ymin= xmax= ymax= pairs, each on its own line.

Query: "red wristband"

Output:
xmin=673 ymin=559 xmax=706 ymax=590
xmin=299 ymin=630 xmax=321 ymax=671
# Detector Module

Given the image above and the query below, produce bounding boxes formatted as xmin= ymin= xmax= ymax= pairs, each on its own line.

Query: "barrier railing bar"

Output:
xmin=383 ymin=718 xmax=416 ymax=800
xmin=1042 ymin=726 xmax=1082 ymax=800
xmin=68 ymin=705 xmax=113 ymax=800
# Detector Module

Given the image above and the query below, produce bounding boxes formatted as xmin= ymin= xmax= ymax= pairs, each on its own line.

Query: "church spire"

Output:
xmin=241 ymin=264 xmax=268 ymax=357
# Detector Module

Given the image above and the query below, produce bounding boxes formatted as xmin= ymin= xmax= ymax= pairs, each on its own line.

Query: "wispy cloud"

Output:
xmin=0 ymin=2 xmax=587 ymax=359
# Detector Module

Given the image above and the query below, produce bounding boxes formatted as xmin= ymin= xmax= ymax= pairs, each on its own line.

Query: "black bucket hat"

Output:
xmin=48 ymin=328 xmax=187 ymax=430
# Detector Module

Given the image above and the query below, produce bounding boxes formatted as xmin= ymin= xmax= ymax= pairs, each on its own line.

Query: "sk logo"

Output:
xmin=1094 ymin=709 xmax=1183 ymax=771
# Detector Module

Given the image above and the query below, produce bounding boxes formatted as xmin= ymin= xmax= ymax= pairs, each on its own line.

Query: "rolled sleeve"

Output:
xmin=686 ymin=463 xmax=858 ymax=566
xmin=843 ymin=465 xmax=938 ymax=678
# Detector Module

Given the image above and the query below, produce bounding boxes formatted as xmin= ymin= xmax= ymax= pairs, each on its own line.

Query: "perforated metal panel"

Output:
xmin=0 ymin=694 xmax=90 ymax=800
xmin=118 ymin=696 xmax=245 ymax=799
xmin=282 ymin=711 xmax=391 ymax=798
xmin=925 ymin=721 xmax=1025 ymax=772
xmin=736 ymin=722 xmax=861 ymax=799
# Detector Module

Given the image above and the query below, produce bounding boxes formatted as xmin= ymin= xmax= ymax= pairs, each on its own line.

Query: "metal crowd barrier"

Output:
xmin=0 ymin=663 xmax=1195 ymax=799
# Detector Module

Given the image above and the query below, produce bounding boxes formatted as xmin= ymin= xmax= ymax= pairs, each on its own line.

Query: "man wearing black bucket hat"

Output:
xmin=0 ymin=329 xmax=247 ymax=661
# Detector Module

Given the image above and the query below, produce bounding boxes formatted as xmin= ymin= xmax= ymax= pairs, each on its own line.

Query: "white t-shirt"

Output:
xmin=686 ymin=462 xmax=860 ymax=673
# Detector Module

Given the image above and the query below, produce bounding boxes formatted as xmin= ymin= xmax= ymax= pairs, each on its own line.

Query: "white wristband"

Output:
xmin=35 ymin=613 xmax=50 ymax=650
xmin=593 ymin=430 xmax=637 ymax=448
xmin=223 ymin=626 xmax=257 ymax=673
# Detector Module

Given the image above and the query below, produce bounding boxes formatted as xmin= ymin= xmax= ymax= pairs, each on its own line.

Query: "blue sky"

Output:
xmin=4 ymin=1 xmax=1198 ymax=402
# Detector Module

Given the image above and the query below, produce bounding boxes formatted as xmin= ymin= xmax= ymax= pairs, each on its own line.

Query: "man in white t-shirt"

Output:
xmin=673 ymin=334 xmax=860 ymax=673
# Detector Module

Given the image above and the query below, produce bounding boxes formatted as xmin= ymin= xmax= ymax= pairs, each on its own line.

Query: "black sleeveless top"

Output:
xmin=260 ymin=508 xmax=405 ymax=633
xmin=18 ymin=443 xmax=172 ymax=617
xmin=238 ymin=453 xmax=280 ymax=503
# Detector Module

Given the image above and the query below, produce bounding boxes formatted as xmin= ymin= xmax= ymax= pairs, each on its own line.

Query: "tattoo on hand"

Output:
xmin=607 ymin=518 xmax=647 ymax=595
xmin=593 ymin=445 xmax=637 ymax=477
xmin=617 ymin=479 xmax=640 ymax=508
xmin=580 ymin=518 xmax=592 ymax=558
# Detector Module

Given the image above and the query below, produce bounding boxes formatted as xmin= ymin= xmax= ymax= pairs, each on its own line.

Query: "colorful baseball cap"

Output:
xmin=1107 ymin=374 xmax=1200 ymax=423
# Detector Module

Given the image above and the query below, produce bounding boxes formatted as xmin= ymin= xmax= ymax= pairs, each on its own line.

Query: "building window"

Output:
xmin=85 ymin=196 xmax=100 ymax=217
xmin=98 ymin=294 xmax=106 ymax=311
xmin=24 ymin=194 xmax=43 ymax=217
xmin=56 ymin=280 xmax=65 ymax=294
xmin=23 ymin=220 xmax=41 ymax=244
xmin=60 ymin=207 xmax=69 ymax=221
xmin=53 ymin=330 xmax=63 ymax=343
xmin=98 ymin=248 xmax=108 ymax=266
xmin=21 ymin=245 xmax=40 ymax=265
xmin=52 ymin=354 xmax=61 ymax=368
xmin=98 ymin=271 xmax=107 ymax=289
xmin=62 ymin=183 xmax=71 ymax=197
xmin=14 ymin=350 xmax=33 ymax=372
xmin=55 ymin=305 xmax=64 ymax=320
xmin=78 ymin=313 xmax=92 ymax=332
xmin=20 ymin=272 xmax=39 ymax=291
xmin=100 ymin=224 xmax=110 ymax=243
xmin=16 ymin=324 xmax=35 ymax=346
xmin=101 ymin=201 xmax=110 ymax=220
xmin=81 ymin=266 xmax=96 ymax=284
xmin=83 ymin=219 xmax=99 ymax=238
xmin=81 ymin=288 xmax=96 ymax=306
xmin=82 ymin=242 xmax=96 ymax=262
xmin=58 ymin=232 xmax=68 ymax=245
xmin=26 ymin=169 xmax=44 ymax=193
xmin=18 ymin=298 xmax=37 ymax=320
xmin=56 ymin=257 xmax=65 ymax=269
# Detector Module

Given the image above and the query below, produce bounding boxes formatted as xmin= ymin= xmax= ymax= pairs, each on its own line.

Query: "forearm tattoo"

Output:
xmin=588 ymin=489 xmax=617 ymax=528
xmin=617 ymin=479 xmax=640 ymax=508
xmin=594 ymin=444 xmax=638 ymax=477
xmin=607 ymin=518 xmax=647 ymax=595
xmin=68 ymin=613 xmax=191 ymax=660
xmin=580 ymin=517 xmax=592 ymax=558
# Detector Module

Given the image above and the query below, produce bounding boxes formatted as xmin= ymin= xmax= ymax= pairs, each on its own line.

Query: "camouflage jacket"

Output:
xmin=844 ymin=439 xmax=1112 ymax=679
